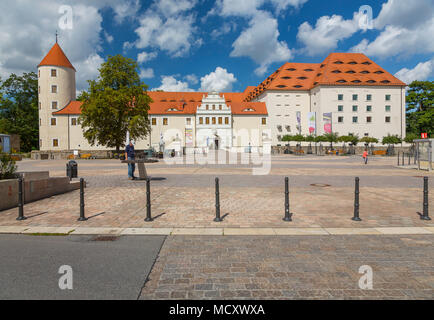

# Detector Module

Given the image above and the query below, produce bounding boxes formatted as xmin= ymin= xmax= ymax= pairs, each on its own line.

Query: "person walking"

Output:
xmin=125 ymin=140 xmax=136 ymax=180
xmin=362 ymin=149 xmax=368 ymax=165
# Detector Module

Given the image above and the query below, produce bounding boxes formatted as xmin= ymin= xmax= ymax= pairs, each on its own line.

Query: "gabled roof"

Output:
xmin=245 ymin=52 xmax=406 ymax=101
xmin=38 ymin=43 xmax=76 ymax=71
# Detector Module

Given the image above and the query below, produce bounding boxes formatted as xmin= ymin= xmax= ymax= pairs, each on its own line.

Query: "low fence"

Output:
xmin=13 ymin=175 xmax=432 ymax=224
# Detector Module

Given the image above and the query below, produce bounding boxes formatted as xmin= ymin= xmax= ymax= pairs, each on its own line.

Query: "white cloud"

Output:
xmin=132 ymin=1 xmax=200 ymax=57
xmin=351 ymin=0 xmax=434 ymax=59
xmin=230 ymin=11 xmax=292 ymax=75
xmin=212 ymin=0 xmax=307 ymax=17
xmin=297 ymin=13 xmax=362 ymax=56
xmin=111 ymin=0 xmax=141 ymax=24
xmin=0 ymin=0 xmax=142 ymax=91
xmin=199 ymin=67 xmax=237 ymax=92
xmin=137 ymin=51 xmax=158 ymax=64
xmin=139 ymin=68 xmax=155 ymax=79
xmin=395 ymin=58 xmax=434 ymax=84
xmin=211 ymin=22 xmax=237 ymax=39
xmin=153 ymin=76 xmax=193 ymax=92
xmin=104 ymin=31 xmax=114 ymax=43
xmin=185 ymin=74 xmax=199 ymax=84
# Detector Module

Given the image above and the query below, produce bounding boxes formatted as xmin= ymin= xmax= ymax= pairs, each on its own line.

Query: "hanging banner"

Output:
xmin=308 ymin=112 xmax=316 ymax=135
xmin=296 ymin=111 xmax=301 ymax=134
xmin=323 ymin=112 xmax=332 ymax=134
xmin=185 ymin=128 xmax=193 ymax=147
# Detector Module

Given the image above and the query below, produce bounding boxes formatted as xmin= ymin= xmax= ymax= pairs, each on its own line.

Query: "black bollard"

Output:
xmin=397 ymin=152 xmax=400 ymax=166
xmin=402 ymin=152 xmax=404 ymax=166
xmin=352 ymin=177 xmax=362 ymax=221
xmin=78 ymin=178 xmax=87 ymax=221
xmin=408 ymin=153 xmax=411 ymax=165
xmin=214 ymin=177 xmax=222 ymax=222
xmin=283 ymin=177 xmax=293 ymax=222
xmin=16 ymin=178 xmax=26 ymax=221
xmin=420 ymin=177 xmax=431 ymax=221
xmin=145 ymin=177 xmax=153 ymax=222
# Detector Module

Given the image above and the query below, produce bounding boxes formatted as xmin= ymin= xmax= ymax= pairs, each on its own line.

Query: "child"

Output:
xmin=362 ymin=150 xmax=368 ymax=165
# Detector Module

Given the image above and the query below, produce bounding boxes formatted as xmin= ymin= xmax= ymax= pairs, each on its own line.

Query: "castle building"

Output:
xmin=37 ymin=42 xmax=406 ymax=153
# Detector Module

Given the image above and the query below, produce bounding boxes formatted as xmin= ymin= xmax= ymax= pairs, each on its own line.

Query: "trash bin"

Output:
xmin=66 ymin=160 xmax=78 ymax=180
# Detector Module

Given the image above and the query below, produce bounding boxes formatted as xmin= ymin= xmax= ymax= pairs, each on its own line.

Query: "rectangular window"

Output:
xmin=163 ymin=118 xmax=168 ymax=125
xmin=53 ymin=139 xmax=58 ymax=147
xmin=38 ymin=86 xmax=40 ymax=94
xmin=52 ymin=101 xmax=58 ymax=109
xmin=39 ymin=139 xmax=42 ymax=148
xmin=206 ymin=117 xmax=210 ymax=125
xmin=218 ymin=117 xmax=222 ymax=125
xmin=225 ymin=117 xmax=229 ymax=125
xmin=39 ymin=102 xmax=41 ymax=110
xmin=51 ymin=85 xmax=57 ymax=93
xmin=366 ymin=116 xmax=372 ymax=123
xmin=366 ymin=94 xmax=372 ymax=101
xmin=262 ymin=118 xmax=267 ymax=125
xmin=385 ymin=94 xmax=391 ymax=101
xmin=366 ymin=105 xmax=372 ymax=112
xmin=199 ymin=117 xmax=203 ymax=125
xmin=385 ymin=105 xmax=391 ymax=112
xmin=338 ymin=116 xmax=344 ymax=123
xmin=352 ymin=116 xmax=358 ymax=123
xmin=212 ymin=117 xmax=216 ymax=125
xmin=51 ymin=118 xmax=56 ymax=126
xmin=151 ymin=118 xmax=156 ymax=125
xmin=186 ymin=118 xmax=191 ymax=125
xmin=338 ymin=94 xmax=343 ymax=101
xmin=51 ymin=69 xmax=57 ymax=77
xmin=352 ymin=94 xmax=358 ymax=101
xmin=39 ymin=119 xmax=41 ymax=126
xmin=352 ymin=105 xmax=358 ymax=112
xmin=338 ymin=105 xmax=343 ymax=112
xmin=71 ymin=118 xmax=77 ymax=126
xmin=385 ymin=116 xmax=391 ymax=123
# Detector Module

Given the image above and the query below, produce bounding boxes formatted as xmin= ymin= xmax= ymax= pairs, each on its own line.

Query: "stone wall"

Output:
xmin=0 ymin=171 xmax=81 ymax=211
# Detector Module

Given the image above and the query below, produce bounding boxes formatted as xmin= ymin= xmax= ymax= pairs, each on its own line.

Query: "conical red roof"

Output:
xmin=38 ymin=43 xmax=76 ymax=71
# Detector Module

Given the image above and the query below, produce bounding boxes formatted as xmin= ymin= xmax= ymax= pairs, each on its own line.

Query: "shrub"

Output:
xmin=404 ymin=133 xmax=418 ymax=144
xmin=360 ymin=136 xmax=379 ymax=144
xmin=382 ymin=134 xmax=402 ymax=145
xmin=0 ymin=153 xmax=17 ymax=180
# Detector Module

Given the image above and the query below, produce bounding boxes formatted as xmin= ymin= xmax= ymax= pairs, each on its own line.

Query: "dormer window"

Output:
xmin=337 ymin=80 xmax=347 ymax=83
xmin=293 ymin=85 xmax=303 ymax=88
xmin=286 ymin=68 xmax=296 ymax=71
xmin=348 ymin=61 xmax=357 ymax=65
xmin=167 ymin=108 xmax=178 ymax=112
xmin=334 ymin=61 xmax=344 ymax=64
xmin=360 ymin=70 xmax=370 ymax=74
xmin=346 ymin=70 xmax=356 ymax=74
xmin=276 ymin=85 xmax=287 ymax=88
xmin=352 ymin=80 xmax=361 ymax=83
xmin=243 ymin=108 xmax=255 ymax=112
xmin=374 ymin=70 xmax=384 ymax=74
xmin=281 ymin=76 xmax=291 ymax=79
xmin=381 ymin=80 xmax=390 ymax=84
xmin=297 ymin=76 xmax=307 ymax=80
xmin=304 ymin=69 xmax=313 ymax=72
xmin=362 ymin=61 xmax=372 ymax=65
xmin=332 ymin=70 xmax=342 ymax=73
xmin=367 ymin=80 xmax=376 ymax=83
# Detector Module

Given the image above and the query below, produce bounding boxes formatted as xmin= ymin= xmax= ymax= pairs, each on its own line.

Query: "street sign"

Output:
xmin=421 ymin=133 xmax=428 ymax=139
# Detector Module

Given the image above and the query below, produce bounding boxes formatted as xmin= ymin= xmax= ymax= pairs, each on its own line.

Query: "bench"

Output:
xmin=373 ymin=150 xmax=387 ymax=156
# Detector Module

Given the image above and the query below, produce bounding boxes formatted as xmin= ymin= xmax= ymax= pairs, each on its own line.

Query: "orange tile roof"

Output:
xmin=38 ymin=43 xmax=76 ymax=71
xmin=51 ymin=92 xmax=268 ymax=116
xmin=245 ymin=53 xmax=406 ymax=101
xmin=52 ymin=101 xmax=82 ymax=115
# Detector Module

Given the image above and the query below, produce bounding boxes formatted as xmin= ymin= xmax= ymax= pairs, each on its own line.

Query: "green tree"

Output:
xmin=79 ymin=55 xmax=152 ymax=153
xmin=360 ymin=136 xmax=379 ymax=144
xmin=406 ymin=81 xmax=433 ymax=137
xmin=0 ymin=72 xmax=38 ymax=152
xmin=382 ymin=134 xmax=402 ymax=145
xmin=339 ymin=135 xmax=360 ymax=145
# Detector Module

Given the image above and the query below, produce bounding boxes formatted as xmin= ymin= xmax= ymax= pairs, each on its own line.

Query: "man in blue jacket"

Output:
xmin=125 ymin=140 xmax=136 ymax=180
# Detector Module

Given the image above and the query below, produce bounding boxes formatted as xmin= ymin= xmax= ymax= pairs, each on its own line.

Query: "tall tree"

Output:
xmin=406 ymin=80 xmax=434 ymax=137
xmin=0 ymin=72 xmax=38 ymax=152
xmin=79 ymin=55 xmax=152 ymax=153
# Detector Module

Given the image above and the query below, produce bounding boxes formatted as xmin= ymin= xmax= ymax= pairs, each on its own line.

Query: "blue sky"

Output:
xmin=0 ymin=0 xmax=433 ymax=92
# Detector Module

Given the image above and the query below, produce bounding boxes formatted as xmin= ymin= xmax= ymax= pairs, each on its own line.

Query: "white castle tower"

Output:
xmin=38 ymin=39 xmax=76 ymax=151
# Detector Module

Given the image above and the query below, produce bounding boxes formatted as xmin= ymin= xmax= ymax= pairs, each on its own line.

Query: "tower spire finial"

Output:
xmin=55 ymin=30 xmax=58 ymax=43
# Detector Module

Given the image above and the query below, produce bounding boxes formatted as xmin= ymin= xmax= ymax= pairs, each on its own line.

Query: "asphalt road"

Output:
xmin=0 ymin=234 xmax=165 ymax=300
